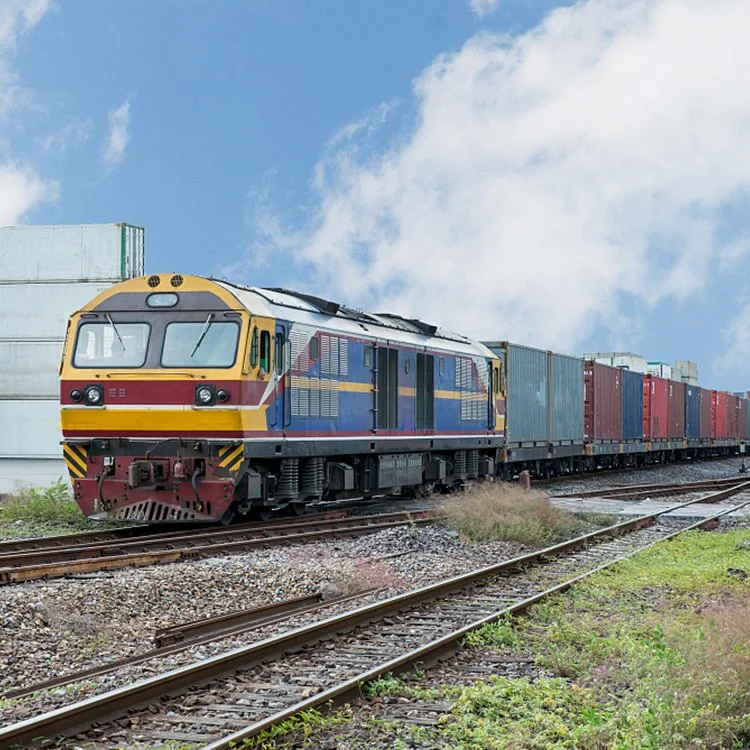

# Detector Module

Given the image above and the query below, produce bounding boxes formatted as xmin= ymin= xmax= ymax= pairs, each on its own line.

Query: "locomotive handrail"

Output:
xmin=103 ymin=371 xmax=196 ymax=378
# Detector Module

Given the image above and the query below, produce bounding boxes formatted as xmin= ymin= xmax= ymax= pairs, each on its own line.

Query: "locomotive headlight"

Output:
xmin=84 ymin=385 xmax=104 ymax=406
xmin=216 ymin=388 xmax=230 ymax=403
xmin=70 ymin=388 xmax=83 ymax=402
xmin=195 ymin=385 xmax=216 ymax=406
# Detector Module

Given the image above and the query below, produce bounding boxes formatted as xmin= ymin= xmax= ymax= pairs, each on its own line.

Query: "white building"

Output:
xmin=0 ymin=224 xmax=144 ymax=493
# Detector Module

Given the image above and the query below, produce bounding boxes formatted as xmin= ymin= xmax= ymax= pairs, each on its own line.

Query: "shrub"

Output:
xmin=0 ymin=479 xmax=88 ymax=527
xmin=439 ymin=482 xmax=603 ymax=546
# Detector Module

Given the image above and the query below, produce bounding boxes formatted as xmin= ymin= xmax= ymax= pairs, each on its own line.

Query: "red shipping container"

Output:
xmin=584 ymin=361 xmax=622 ymax=440
xmin=699 ymin=388 xmax=712 ymax=438
xmin=712 ymin=391 xmax=728 ymax=439
xmin=643 ymin=375 xmax=669 ymax=439
xmin=727 ymin=394 xmax=740 ymax=439
xmin=667 ymin=381 xmax=685 ymax=438
xmin=740 ymin=399 xmax=749 ymax=439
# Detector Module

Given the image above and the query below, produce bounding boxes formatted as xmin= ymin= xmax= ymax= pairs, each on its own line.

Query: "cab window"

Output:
xmin=161 ymin=321 xmax=239 ymax=368
xmin=73 ymin=322 xmax=150 ymax=368
xmin=260 ymin=331 xmax=271 ymax=372
xmin=275 ymin=333 xmax=284 ymax=371
xmin=249 ymin=326 xmax=258 ymax=367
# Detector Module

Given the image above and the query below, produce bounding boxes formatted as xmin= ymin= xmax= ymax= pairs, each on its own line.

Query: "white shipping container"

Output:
xmin=0 ymin=281 xmax=111 ymax=339
xmin=674 ymin=360 xmax=698 ymax=382
xmin=582 ymin=352 xmax=647 ymax=373
xmin=0 ymin=459 xmax=68 ymax=494
xmin=0 ymin=223 xmax=144 ymax=282
xmin=646 ymin=362 xmax=673 ymax=380
xmin=0 ymin=341 xmax=63 ymax=397
xmin=0 ymin=399 xmax=62 ymax=458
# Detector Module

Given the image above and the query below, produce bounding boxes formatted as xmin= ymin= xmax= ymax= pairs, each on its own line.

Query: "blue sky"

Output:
xmin=3 ymin=0 xmax=750 ymax=391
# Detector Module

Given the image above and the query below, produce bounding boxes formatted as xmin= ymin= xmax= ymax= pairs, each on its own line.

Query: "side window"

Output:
xmin=260 ymin=331 xmax=271 ymax=372
xmin=310 ymin=335 xmax=319 ymax=361
xmin=439 ymin=357 xmax=445 ymax=377
xmin=250 ymin=327 xmax=259 ymax=367
xmin=275 ymin=332 xmax=284 ymax=371
xmin=364 ymin=345 xmax=372 ymax=368
xmin=494 ymin=366 xmax=500 ymax=394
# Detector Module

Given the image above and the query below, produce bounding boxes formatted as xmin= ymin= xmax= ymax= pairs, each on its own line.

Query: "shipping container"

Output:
xmin=0 ymin=341 xmax=62 ymax=397
xmin=550 ymin=353 xmax=584 ymax=442
xmin=582 ymin=352 xmax=647 ymax=373
xmin=667 ymin=380 xmax=686 ymax=438
xmin=0 ymin=282 xmax=111 ymax=339
xmin=739 ymin=399 xmax=748 ymax=439
xmin=685 ymin=385 xmax=701 ymax=439
xmin=584 ymin=361 xmax=622 ymax=440
xmin=484 ymin=342 xmax=583 ymax=445
xmin=712 ymin=391 xmax=728 ymax=439
xmin=621 ymin=369 xmax=644 ymax=439
xmin=485 ymin=342 xmax=548 ymax=444
xmin=0 ymin=223 xmax=144 ymax=281
xmin=726 ymin=394 xmax=740 ymax=440
xmin=647 ymin=362 xmax=673 ymax=380
xmin=0 ymin=223 xmax=145 ymax=489
xmin=643 ymin=375 xmax=669 ymax=439
xmin=699 ymin=388 xmax=712 ymax=439
xmin=0 ymin=400 xmax=61 ymax=458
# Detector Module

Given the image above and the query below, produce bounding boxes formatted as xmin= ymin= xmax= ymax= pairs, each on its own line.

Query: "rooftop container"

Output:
xmin=643 ymin=375 xmax=669 ymax=440
xmin=621 ymin=369 xmax=644 ymax=440
xmin=685 ymin=385 xmax=701 ymax=440
xmin=667 ymin=380 xmax=686 ymax=439
xmin=584 ymin=361 xmax=622 ymax=440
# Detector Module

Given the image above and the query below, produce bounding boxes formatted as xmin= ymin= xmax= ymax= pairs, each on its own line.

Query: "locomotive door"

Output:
xmin=274 ymin=322 xmax=289 ymax=430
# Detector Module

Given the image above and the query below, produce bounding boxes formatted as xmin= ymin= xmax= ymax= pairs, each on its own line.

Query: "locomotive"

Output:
xmin=59 ymin=274 xmax=747 ymax=524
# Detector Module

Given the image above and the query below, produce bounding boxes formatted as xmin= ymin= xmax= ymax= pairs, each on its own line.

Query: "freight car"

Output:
xmin=59 ymin=274 xmax=748 ymax=523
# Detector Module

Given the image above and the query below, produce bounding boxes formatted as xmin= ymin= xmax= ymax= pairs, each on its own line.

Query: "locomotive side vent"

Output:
xmin=147 ymin=275 xmax=161 ymax=288
xmin=170 ymin=274 xmax=184 ymax=287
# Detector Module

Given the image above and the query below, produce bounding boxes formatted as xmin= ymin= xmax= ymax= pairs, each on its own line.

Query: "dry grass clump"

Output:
xmin=332 ymin=559 xmax=404 ymax=596
xmin=440 ymin=482 xmax=592 ymax=546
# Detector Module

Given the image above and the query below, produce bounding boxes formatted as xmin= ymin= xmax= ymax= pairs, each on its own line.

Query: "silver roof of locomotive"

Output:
xmin=214 ymin=279 xmax=494 ymax=358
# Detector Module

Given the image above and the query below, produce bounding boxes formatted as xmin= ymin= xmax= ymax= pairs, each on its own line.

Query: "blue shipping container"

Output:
xmin=484 ymin=342 xmax=548 ymax=444
xmin=685 ymin=385 xmax=701 ymax=439
xmin=550 ymin=353 xmax=584 ymax=443
xmin=621 ymin=368 xmax=643 ymax=440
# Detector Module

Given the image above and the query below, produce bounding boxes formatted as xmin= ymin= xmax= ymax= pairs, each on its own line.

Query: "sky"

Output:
xmin=2 ymin=0 xmax=750 ymax=391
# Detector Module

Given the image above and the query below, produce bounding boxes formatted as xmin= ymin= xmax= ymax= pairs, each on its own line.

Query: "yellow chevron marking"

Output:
xmin=219 ymin=444 xmax=244 ymax=468
xmin=63 ymin=444 xmax=87 ymax=478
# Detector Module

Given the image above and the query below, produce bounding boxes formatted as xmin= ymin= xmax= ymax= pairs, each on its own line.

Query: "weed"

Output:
xmin=0 ymin=479 xmax=88 ymax=528
xmin=331 ymin=559 xmax=404 ymax=596
xmin=439 ymin=482 xmax=607 ymax=546
xmin=462 ymin=614 xmax=519 ymax=649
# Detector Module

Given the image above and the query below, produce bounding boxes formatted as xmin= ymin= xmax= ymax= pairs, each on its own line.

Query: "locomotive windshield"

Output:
xmin=161 ymin=321 xmax=240 ymax=367
xmin=73 ymin=322 xmax=151 ymax=368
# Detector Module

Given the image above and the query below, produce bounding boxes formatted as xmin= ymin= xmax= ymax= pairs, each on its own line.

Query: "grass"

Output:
xmin=0 ymin=479 xmax=111 ymax=534
xmin=439 ymin=481 xmax=616 ymax=546
xmin=256 ymin=526 xmax=750 ymax=749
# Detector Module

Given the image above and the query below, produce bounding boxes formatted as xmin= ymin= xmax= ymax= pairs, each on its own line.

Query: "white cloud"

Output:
xmin=468 ymin=0 xmax=499 ymax=18
xmin=251 ymin=0 xmax=750 ymax=354
xmin=103 ymin=98 xmax=131 ymax=167
xmin=713 ymin=300 xmax=750 ymax=381
xmin=0 ymin=0 xmax=49 ymax=50
xmin=0 ymin=0 xmax=55 ymax=223
xmin=0 ymin=165 xmax=56 ymax=224
xmin=39 ymin=117 xmax=92 ymax=154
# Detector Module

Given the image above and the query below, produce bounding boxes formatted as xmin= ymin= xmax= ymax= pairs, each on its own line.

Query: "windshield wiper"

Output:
xmin=190 ymin=313 xmax=214 ymax=358
xmin=105 ymin=314 xmax=126 ymax=351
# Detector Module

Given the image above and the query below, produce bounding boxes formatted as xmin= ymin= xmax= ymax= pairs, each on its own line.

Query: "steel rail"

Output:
xmin=0 ymin=512 xmax=433 ymax=584
xmin=599 ymin=480 xmax=750 ymax=502
xmin=202 ymin=497 xmax=750 ymax=750
xmin=551 ymin=475 xmax=747 ymax=499
xmin=1 ymin=485 xmax=746 ymax=747
xmin=0 ymin=589 xmax=383 ymax=702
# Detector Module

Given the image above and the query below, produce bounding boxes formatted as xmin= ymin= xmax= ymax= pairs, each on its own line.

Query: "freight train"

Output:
xmin=59 ymin=274 xmax=748 ymax=524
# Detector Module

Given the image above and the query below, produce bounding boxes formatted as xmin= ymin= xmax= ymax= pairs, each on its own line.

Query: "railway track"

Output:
xmin=0 ymin=511 xmax=433 ymax=584
xmin=550 ymin=475 xmax=750 ymax=499
xmin=2 ymin=484 xmax=748 ymax=749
